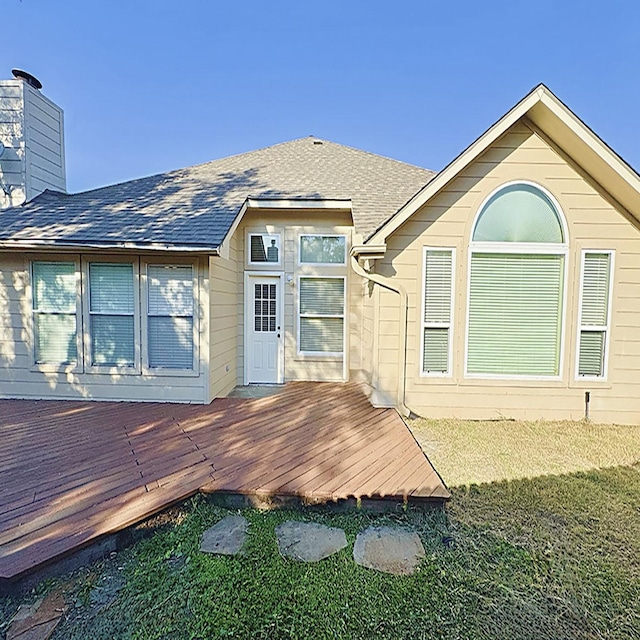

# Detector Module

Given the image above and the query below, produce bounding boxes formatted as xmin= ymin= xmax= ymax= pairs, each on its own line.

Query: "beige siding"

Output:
xmin=235 ymin=210 xmax=353 ymax=384
xmin=23 ymin=83 xmax=66 ymax=197
xmin=376 ymin=120 xmax=640 ymax=425
xmin=0 ymin=80 xmax=66 ymax=209
xmin=0 ymin=252 xmax=209 ymax=403
xmin=208 ymin=233 xmax=238 ymax=399
xmin=0 ymin=81 xmax=26 ymax=208
xmin=353 ymin=273 xmax=375 ymax=384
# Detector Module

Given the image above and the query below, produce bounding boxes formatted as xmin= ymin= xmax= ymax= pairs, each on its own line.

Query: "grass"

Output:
xmin=408 ymin=416 xmax=639 ymax=487
xmin=2 ymin=419 xmax=639 ymax=640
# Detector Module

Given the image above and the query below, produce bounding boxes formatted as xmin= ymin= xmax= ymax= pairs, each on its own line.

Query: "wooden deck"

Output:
xmin=0 ymin=382 xmax=448 ymax=580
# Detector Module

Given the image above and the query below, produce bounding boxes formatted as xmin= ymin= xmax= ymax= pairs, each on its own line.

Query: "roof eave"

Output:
xmin=0 ymin=239 xmax=221 ymax=254
xmin=216 ymin=197 xmax=354 ymax=260
xmin=365 ymin=86 xmax=546 ymax=245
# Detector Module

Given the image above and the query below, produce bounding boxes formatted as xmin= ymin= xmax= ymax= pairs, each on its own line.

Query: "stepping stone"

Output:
xmin=6 ymin=588 xmax=66 ymax=640
xmin=276 ymin=521 xmax=348 ymax=562
xmin=200 ymin=514 xmax=248 ymax=555
xmin=353 ymin=526 xmax=425 ymax=575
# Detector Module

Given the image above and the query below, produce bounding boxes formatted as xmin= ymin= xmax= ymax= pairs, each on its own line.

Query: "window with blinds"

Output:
xmin=466 ymin=183 xmax=567 ymax=378
xmin=467 ymin=253 xmax=564 ymax=376
xmin=89 ymin=263 xmax=135 ymax=366
xmin=422 ymin=249 xmax=454 ymax=374
xmin=577 ymin=252 xmax=613 ymax=378
xmin=299 ymin=277 xmax=345 ymax=354
xmin=147 ymin=265 xmax=195 ymax=369
xmin=32 ymin=261 xmax=78 ymax=364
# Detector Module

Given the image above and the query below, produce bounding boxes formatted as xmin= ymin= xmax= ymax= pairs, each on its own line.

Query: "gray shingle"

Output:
xmin=0 ymin=137 xmax=435 ymax=249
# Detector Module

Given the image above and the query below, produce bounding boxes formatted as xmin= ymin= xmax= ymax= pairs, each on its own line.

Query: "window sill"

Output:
xmin=85 ymin=365 xmax=142 ymax=376
xmin=295 ymin=353 xmax=343 ymax=362
xmin=141 ymin=367 xmax=200 ymax=378
xmin=31 ymin=363 xmax=82 ymax=374
xmin=416 ymin=374 xmax=455 ymax=384
xmin=459 ymin=377 xmax=567 ymax=388
xmin=570 ymin=378 xmax=612 ymax=389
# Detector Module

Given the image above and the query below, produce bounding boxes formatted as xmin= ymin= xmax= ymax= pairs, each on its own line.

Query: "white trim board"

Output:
xmin=574 ymin=249 xmax=615 ymax=381
xmin=420 ymin=246 xmax=456 ymax=378
xmin=366 ymin=84 xmax=640 ymax=246
xmin=243 ymin=271 xmax=285 ymax=385
xmin=218 ymin=198 xmax=353 ymax=261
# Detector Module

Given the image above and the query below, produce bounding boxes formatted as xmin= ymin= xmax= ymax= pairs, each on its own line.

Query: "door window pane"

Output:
xmin=254 ymin=280 xmax=277 ymax=333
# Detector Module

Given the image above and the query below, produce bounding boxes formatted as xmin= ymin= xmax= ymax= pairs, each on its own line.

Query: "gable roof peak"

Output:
xmin=366 ymin=83 xmax=640 ymax=245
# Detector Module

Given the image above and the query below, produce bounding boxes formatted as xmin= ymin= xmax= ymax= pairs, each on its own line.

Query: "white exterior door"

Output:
xmin=245 ymin=274 xmax=283 ymax=383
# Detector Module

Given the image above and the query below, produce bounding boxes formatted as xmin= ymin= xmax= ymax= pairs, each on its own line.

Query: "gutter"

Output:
xmin=350 ymin=251 xmax=411 ymax=417
xmin=0 ymin=240 xmax=221 ymax=254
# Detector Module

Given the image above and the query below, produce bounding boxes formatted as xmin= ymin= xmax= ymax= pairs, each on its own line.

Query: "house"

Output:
xmin=1 ymin=70 xmax=639 ymax=425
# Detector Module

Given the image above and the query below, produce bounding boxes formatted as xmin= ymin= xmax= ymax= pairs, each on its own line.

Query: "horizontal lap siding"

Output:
xmin=377 ymin=121 xmax=640 ymax=424
xmin=0 ymin=82 xmax=26 ymax=208
xmin=0 ymin=253 xmax=209 ymax=403
xmin=358 ymin=278 xmax=375 ymax=384
xmin=24 ymin=84 xmax=66 ymax=196
xmin=209 ymin=233 xmax=238 ymax=400
xmin=236 ymin=211 xmax=353 ymax=384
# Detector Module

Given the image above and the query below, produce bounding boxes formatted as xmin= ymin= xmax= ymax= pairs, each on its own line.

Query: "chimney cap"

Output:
xmin=11 ymin=69 xmax=42 ymax=90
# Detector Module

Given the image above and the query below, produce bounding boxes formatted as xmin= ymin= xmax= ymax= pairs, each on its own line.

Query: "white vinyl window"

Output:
xmin=298 ymin=277 xmax=345 ymax=354
xmin=299 ymin=235 xmax=346 ymax=264
xmin=421 ymin=248 xmax=454 ymax=375
xmin=147 ymin=265 xmax=195 ymax=369
xmin=466 ymin=183 xmax=567 ymax=378
xmin=88 ymin=263 xmax=136 ymax=367
xmin=248 ymin=233 xmax=281 ymax=265
xmin=577 ymin=251 xmax=613 ymax=378
xmin=32 ymin=261 xmax=79 ymax=365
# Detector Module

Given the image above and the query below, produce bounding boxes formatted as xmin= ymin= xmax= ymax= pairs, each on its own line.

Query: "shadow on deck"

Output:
xmin=0 ymin=381 xmax=448 ymax=582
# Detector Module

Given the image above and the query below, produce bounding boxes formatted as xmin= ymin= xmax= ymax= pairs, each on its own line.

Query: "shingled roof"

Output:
xmin=0 ymin=137 xmax=435 ymax=251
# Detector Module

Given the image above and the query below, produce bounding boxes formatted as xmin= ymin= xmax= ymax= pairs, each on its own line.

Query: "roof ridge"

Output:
xmin=310 ymin=137 xmax=436 ymax=175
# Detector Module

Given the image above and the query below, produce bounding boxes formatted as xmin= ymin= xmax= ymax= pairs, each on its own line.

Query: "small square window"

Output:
xmin=248 ymin=233 xmax=281 ymax=265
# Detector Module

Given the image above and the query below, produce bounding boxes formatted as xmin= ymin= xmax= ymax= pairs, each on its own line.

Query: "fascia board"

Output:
xmin=366 ymin=87 xmax=545 ymax=246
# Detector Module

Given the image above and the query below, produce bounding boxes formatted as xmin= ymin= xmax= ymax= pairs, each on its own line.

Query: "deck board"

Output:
xmin=0 ymin=382 xmax=448 ymax=580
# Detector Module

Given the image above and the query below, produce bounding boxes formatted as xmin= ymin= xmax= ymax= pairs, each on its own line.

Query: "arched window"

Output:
xmin=466 ymin=183 xmax=567 ymax=377
xmin=473 ymin=183 xmax=564 ymax=243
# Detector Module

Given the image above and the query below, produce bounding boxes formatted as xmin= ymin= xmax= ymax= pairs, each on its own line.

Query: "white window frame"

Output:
xmin=420 ymin=247 xmax=455 ymax=377
xmin=30 ymin=256 xmax=83 ymax=373
xmin=298 ymin=234 xmax=348 ymax=266
xmin=575 ymin=250 xmax=614 ymax=381
xmin=246 ymin=230 xmax=282 ymax=267
xmin=82 ymin=257 xmax=141 ymax=374
xmin=464 ymin=181 xmax=570 ymax=381
xmin=141 ymin=259 xmax=200 ymax=376
xmin=297 ymin=275 xmax=346 ymax=357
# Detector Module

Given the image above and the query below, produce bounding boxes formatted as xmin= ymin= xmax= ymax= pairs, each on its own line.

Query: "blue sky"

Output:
xmin=3 ymin=0 xmax=640 ymax=193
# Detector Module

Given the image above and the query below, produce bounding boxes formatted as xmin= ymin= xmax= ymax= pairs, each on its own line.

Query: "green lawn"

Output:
xmin=2 ymin=419 xmax=639 ymax=640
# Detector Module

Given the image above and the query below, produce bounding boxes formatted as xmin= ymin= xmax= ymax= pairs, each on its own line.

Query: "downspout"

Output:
xmin=350 ymin=255 xmax=411 ymax=417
